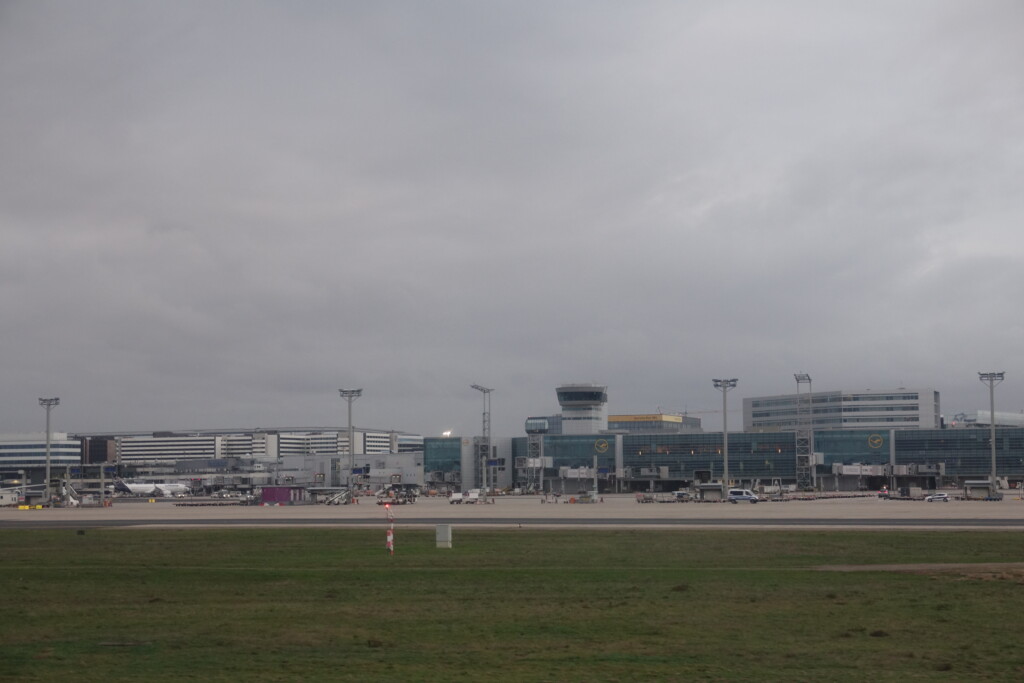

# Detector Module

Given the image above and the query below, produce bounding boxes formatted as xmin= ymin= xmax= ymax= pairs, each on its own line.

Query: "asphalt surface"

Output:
xmin=3 ymin=493 xmax=1024 ymax=530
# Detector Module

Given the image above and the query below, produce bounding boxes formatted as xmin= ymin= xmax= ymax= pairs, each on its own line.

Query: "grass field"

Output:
xmin=2 ymin=527 xmax=1024 ymax=681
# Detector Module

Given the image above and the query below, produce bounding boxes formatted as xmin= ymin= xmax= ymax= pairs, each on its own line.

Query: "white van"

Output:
xmin=727 ymin=489 xmax=759 ymax=504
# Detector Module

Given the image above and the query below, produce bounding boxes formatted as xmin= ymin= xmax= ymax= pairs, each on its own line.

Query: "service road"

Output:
xmin=3 ymin=493 xmax=1024 ymax=530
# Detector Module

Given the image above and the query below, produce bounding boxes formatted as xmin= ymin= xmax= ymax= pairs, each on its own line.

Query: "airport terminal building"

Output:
xmin=420 ymin=427 xmax=1024 ymax=495
xmin=5 ymin=383 xmax=1022 ymax=499
xmin=421 ymin=384 xmax=1016 ymax=494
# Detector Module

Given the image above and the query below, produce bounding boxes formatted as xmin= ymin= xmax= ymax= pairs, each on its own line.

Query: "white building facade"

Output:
xmin=556 ymin=383 xmax=609 ymax=435
xmin=744 ymin=388 xmax=941 ymax=431
xmin=0 ymin=433 xmax=82 ymax=470
xmin=949 ymin=411 xmax=1024 ymax=428
xmin=115 ymin=428 xmax=422 ymax=467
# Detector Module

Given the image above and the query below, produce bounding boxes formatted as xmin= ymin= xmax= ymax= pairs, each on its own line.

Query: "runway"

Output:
xmin=3 ymin=493 xmax=1024 ymax=530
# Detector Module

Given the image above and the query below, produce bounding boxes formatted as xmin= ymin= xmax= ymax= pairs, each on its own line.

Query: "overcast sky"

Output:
xmin=2 ymin=1 xmax=1023 ymax=439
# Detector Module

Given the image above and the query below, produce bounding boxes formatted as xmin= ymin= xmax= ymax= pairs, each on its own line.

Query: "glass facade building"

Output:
xmin=895 ymin=428 xmax=1024 ymax=479
xmin=812 ymin=428 xmax=1024 ymax=479
xmin=607 ymin=414 xmax=702 ymax=433
xmin=520 ymin=434 xmax=618 ymax=472
xmin=620 ymin=432 xmax=797 ymax=482
xmin=508 ymin=432 xmax=798 ymax=487
xmin=123 ymin=426 xmax=1015 ymax=492
xmin=423 ymin=437 xmax=465 ymax=477
xmin=438 ymin=428 xmax=1024 ymax=490
xmin=812 ymin=430 xmax=892 ymax=468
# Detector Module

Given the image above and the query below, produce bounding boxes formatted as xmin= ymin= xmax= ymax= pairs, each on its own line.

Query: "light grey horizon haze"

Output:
xmin=2 ymin=1 xmax=1023 ymax=439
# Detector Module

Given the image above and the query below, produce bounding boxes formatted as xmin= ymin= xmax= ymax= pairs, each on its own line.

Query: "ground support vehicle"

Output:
xmin=727 ymin=489 xmax=759 ymax=504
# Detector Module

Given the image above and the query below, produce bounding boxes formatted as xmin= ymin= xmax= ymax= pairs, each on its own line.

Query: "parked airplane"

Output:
xmin=113 ymin=478 xmax=191 ymax=497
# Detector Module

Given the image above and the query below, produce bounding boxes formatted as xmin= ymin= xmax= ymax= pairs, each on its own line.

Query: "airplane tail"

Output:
xmin=113 ymin=478 xmax=133 ymax=494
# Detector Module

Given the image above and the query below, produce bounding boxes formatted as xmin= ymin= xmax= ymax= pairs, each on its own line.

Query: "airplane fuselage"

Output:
xmin=114 ymin=480 xmax=190 ymax=497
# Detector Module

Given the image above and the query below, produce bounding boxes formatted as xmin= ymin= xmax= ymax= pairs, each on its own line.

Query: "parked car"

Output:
xmin=878 ymin=487 xmax=891 ymax=499
xmin=727 ymin=489 xmax=759 ymax=504
xmin=925 ymin=492 xmax=950 ymax=502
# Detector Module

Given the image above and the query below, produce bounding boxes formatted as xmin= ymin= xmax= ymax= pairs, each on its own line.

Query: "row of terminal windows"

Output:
xmin=752 ymin=394 xmax=921 ymax=408
xmin=749 ymin=419 xmax=843 ymax=427
xmin=750 ymin=398 xmax=799 ymax=408
xmin=751 ymin=416 xmax=919 ymax=425
xmin=750 ymin=396 xmax=842 ymax=408
xmin=608 ymin=421 xmax=691 ymax=431
xmin=753 ymin=404 xmax=919 ymax=415
xmin=843 ymin=393 xmax=920 ymax=402
xmin=557 ymin=391 xmax=608 ymax=402
xmin=751 ymin=407 xmax=918 ymax=421
xmin=750 ymin=407 xmax=848 ymax=418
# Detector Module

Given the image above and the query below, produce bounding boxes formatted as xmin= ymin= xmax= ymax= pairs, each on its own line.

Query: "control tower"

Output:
xmin=556 ymin=383 xmax=608 ymax=435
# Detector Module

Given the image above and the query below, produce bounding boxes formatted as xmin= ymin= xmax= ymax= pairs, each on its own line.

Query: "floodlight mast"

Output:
xmin=711 ymin=379 xmax=738 ymax=490
xmin=794 ymin=373 xmax=814 ymax=491
xmin=471 ymin=385 xmax=493 ymax=493
xmin=978 ymin=372 xmax=1005 ymax=487
xmin=38 ymin=397 xmax=60 ymax=507
xmin=339 ymin=389 xmax=362 ymax=489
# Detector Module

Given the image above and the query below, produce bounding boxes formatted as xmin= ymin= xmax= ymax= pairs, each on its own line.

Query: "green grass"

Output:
xmin=2 ymin=528 xmax=1024 ymax=681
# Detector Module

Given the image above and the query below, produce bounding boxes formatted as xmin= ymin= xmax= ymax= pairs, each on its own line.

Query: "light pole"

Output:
xmin=471 ymin=385 xmax=493 ymax=493
xmin=978 ymin=372 xmax=1005 ymax=488
xmin=794 ymin=373 xmax=812 ymax=420
xmin=712 ymin=379 xmax=737 ymax=491
xmin=339 ymin=389 xmax=362 ymax=489
xmin=38 ymin=397 xmax=60 ymax=506
xmin=794 ymin=373 xmax=814 ymax=491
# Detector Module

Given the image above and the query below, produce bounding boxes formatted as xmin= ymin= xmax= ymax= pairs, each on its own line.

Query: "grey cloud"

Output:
xmin=2 ymin=1 xmax=1023 ymax=438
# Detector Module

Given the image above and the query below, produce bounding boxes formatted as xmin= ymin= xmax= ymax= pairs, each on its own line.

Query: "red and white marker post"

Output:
xmin=384 ymin=503 xmax=394 ymax=555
